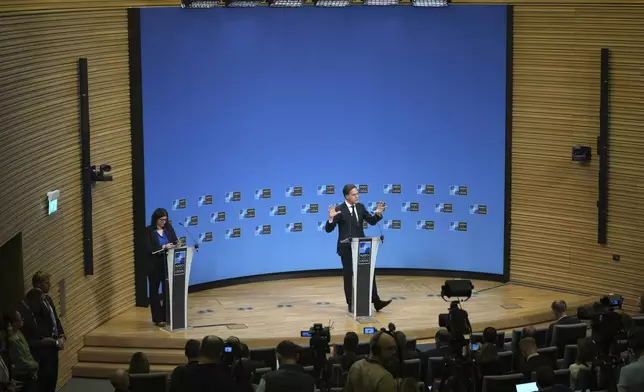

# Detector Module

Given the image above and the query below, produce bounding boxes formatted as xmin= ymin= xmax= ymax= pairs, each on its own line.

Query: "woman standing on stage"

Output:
xmin=146 ymin=208 xmax=180 ymax=327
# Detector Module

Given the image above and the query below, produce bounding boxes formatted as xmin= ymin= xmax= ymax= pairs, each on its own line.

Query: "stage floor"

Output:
xmin=84 ymin=276 xmax=593 ymax=349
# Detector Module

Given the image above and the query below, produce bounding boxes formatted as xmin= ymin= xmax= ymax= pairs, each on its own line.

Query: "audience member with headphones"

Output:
xmin=617 ymin=327 xmax=644 ymax=392
xmin=344 ymin=328 xmax=398 ymax=392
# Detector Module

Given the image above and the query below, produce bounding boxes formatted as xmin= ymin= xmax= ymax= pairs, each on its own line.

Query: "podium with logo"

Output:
xmin=165 ymin=246 xmax=194 ymax=331
xmin=351 ymin=237 xmax=382 ymax=318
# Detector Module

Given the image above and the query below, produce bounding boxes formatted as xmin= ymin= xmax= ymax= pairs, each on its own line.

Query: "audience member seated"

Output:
xmin=0 ymin=318 xmax=15 ymax=392
xmin=395 ymin=377 xmax=418 ymax=392
xmin=169 ymin=339 xmax=200 ymax=392
xmin=340 ymin=332 xmax=360 ymax=373
xmin=522 ymin=326 xmax=537 ymax=339
xmin=110 ymin=368 xmax=129 ymax=392
xmin=128 ymin=351 xmax=150 ymax=374
xmin=345 ymin=331 xmax=398 ymax=392
xmin=617 ymin=327 xmax=644 ymax=392
xmin=475 ymin=327 xmax=502 ymax=379
xmin=519 ymin=337 xmax=555 ymax=380
xmin=256 ymin=341 xmax=315 ymax=392
xmin=427 ymin=329 xmax=452 ymax=358
xmin=546 ymin=301 xmax=580 ymax=345
xmin=192 ymin=335 xmax=240 ymax=392
xmin=4 ymin=312 xmax=38 ymax=392
xmin=568 ymin=337 xmax=595 ymax=389
xmin=535 ymin=366 xmax=572 ymax=392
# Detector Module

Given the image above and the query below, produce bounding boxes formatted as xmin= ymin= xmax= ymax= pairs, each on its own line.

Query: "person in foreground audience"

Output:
xmin=0 ymin=318 xmax=15 ymax=392
xmin=4 ymin=312 xmax=38 ymax=392
xmin=536 ymin=366 xmax=572 ymax=392
xmin=340 ymin=332 xmax=360 ymax=373
xmin=617 ymin=327 xmax=644 ymax=392
xmin=345 ymin=331 xmax=397 ymax=392
xmin=519 ymin=337 xmax=555 ymax=380
xmin=546 ymin=300 xmax=580 ymax=345
xmin=568 ymin=337 xmax=596 ymax=389
xmin=256 ymin=341 xmax=315 ymax=392
xmin=32 ymin=271 xmax=65 ymax=392
xmin=475 ymin=327 xmax=501 ymax=378
xmin=192 ymin=335 xmax=239 ymax=392
xmin=110 ymin=368 xmax=129 ymax=392
xmin=169 ymin=339 xmax=200 ymax=392
xmin=128 ymin=352 xmax=150 ymax=374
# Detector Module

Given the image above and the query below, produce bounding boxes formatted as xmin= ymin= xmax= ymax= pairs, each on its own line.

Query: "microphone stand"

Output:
xmin=177 ymin=222 xmax=200 ymax=251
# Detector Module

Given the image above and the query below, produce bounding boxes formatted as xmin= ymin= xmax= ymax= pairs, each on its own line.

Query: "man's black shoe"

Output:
xmin=374 ymin=299 xmax=392 ymax=312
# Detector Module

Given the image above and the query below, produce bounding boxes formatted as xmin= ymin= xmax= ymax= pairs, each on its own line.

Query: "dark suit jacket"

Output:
xmin=546 ymin=315 xmax=580 ymax=345
xmin=325 ymin=202 xmax=382 ymax=255
xmin=40 ymin=295 xmax=64 ymax=339
xmin=145 ymin=224 xmax=179 ymax=274
xmin=521 ymin=353 xmax=555 ymax=380
xmin=16 ymin=301 xmax=56 ymax=360
xmin=169 ymin=360 xmax=199 ymax=392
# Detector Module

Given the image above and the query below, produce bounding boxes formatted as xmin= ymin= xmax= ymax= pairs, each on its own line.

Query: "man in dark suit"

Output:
xmin=518 ymin=337 xmax=555 ymax=380
xmin=32 ymin=271 xmax=65 ymax=392
xmin=546 ymin=300 xmax=580 ymax=345
xmin=325 ymin=184 xmax=391 ymax=313
xmin=169 ymin=339 xmax=200 ymax=392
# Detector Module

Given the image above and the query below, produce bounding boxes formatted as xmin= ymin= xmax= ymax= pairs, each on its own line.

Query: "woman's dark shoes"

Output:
xmin=374 ymin=299 xmax=392 ymax=312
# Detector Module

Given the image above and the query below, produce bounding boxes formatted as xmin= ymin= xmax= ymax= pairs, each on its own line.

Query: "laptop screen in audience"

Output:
xmin=515 ymin=382 xmax=537 ymax=392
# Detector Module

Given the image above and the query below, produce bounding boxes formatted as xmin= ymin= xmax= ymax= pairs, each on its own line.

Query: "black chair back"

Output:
xmin=250 ymin=347 xmax=277 ymax=370
xmin=534 ymin=327 xmax=549 ymax=348
xmin=510 ymin=329 xmax=522 ymax=352
xmin=298 ymin=345 xmax=315 ymax=367
xmin=551 ymin=323 xmax=587 ymax=357
xmin=561 ymin=344 xmax=578 ymax=369
xmin=554 ymin=368 xmax=570 ymax=386
xmin=481 ymin=373 xmax=524 ymax=392
xmin=129 ymin=373 xmax=167 ymax=392
xmin=632 ymin=315 xmax=644 ymax=327
xmin=405 ymin=337 xmax=417 ymax=352
xmin=427 ymin=356 xmax=446 ymax=383
xmin=536 ymin=346 xmax=558 ymax=362
xmin=576 ymin=366 xmax=595 ymax=390
xmin=402 ymin=358 xmax=421 ymax=380
xmin=497 ymin=351 xmax=514 ymax=374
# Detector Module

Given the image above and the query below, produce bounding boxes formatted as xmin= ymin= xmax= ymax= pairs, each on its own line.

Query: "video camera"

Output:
xmin=577 ymin=295 xmax=624 ymax=349
xmin=301 ymin=323 xmax=332 ymax=390
xmin=439 ymin=301 xmax=472 ymax=338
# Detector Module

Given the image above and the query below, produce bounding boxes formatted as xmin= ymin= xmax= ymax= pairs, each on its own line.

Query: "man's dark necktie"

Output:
xmin=351 ymin=205 xmax=356 ymax=224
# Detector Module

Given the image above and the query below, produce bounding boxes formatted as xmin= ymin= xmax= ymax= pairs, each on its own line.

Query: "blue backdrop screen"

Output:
xmin=140 ymin=6 xmax=508 ymax=285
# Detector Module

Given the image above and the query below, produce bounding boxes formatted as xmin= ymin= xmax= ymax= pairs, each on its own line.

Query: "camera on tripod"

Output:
xmin=301 ymin=323 xmax=331 ymax=355
xmin=577 ymin=294 xmax=624 ymax=348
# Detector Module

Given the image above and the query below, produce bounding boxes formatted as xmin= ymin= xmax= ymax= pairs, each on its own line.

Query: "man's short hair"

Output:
xmin=276 ymin=341 xmax=299 ymax=360
xmin=483 ymin=327 xmax=497 ymax=344
xmin=342 ymin=184 xmax=357 ymax=197
xmin=343 ymin=332 xmax=359 ymax=353
xmin=200 ymin=335 xmax=224 ymax=360
xmin=521 ymin=326 xmax=537 ymax=338
xmin=519 ymin=337 xmax=537 ymax=354
xmin=32 ymin=271 xmax=51 ymax=287
xmin=551 ymin=300 xmax=567 ymax=313
xmin=184 ymin=339 xmax=200 ymax=359
xmin=435 ymin=329 xmax=452 ymax=346
xmin=25 ymin=288 xmax=44 ymax=303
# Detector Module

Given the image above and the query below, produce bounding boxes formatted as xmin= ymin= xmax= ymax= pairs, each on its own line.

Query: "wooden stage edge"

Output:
xmin=74 ymin=276 xmax=595 ymax=378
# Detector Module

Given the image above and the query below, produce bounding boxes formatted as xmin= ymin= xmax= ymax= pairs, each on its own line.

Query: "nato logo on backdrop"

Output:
xmin=178 ymin=236 xmax=187 ymax=244
xmin=225 ymin=191 xmax=241 ymax=203
xmin=254 ymin=188 xmax=271 ymax=200
xmin=210 ymin=212 xmax=226 ymax=223
xmin=416 ymin=220 xmax=435 ymax=230
xmin=184 ymin=216 xmax=198 ymax=226
xmin=255 ymin=225 xmax=271 ymax=236
xmin=286 ymin=222 xmax=303 ymax=232
xmin=384 ymin=220 xmax=402 ymax=230
xmin=239 ymin=208 xmax=256 ymax=219
xmin=384 ymin=184 xmax=402 ymax=194
xmin=317 ymin=221 xmax=327 ymax=231
xmin=449 ymin=221 xmax=468 ymax=231
xmin=358 ymin=184 xmax=369 ymax=194
xmin=417 ymin=184 xmax=435 ymax=195
xmin=198 ymin=232 xmax=213 ymax=243
xmin=172 ymin=198 xmax=187 ymax=210
xmin=435 ymin=203 xmax=453 ymax=213
xmin=301 ymin=204 xmax=319 ymax=214
xmin=469 ymin=204 xmax=488 ymax=215
xmin=225 ymin=228 xmax=241 ymax=239
xmin=402 ymin=202 xmax=420 ymax=212
xmin=449 ymin=185 xmax=468 ymax=196
xmin=317 ymin=185 xmax=335 ymax=195
xmin=286 ymin=186 xmax=303 ymax=197
xmin=269 ymin=205 xmax=287 ymax=216
xmin=198 ymin=195 xmax=213 ymax=207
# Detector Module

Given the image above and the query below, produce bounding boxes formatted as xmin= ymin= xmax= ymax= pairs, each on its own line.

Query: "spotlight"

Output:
xmin=269 ymin=0 xmax=303 ymax=6
xmin=412 ymin=0 xmax=450 ymax=6
xmin=313 ymin=0 xmax=351 ymax=6
xmin=364 ymin=0 xmax=399 ymax=5
xmin=91 ymin=164 xmax=113 ymax=182
xmin=181 ymin=0 xmax=219 ymax=7
xmin=225 ymin=0 xmax=261 ymax=6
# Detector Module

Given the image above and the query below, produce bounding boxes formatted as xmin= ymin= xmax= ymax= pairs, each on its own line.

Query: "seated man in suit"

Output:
xmin=618 ymin=327 xmax=644 ymax=392
xmin=546 ymin=300 xmax=580 ymax=345
xmin=169 ymin=339 xmax=200 ymax=392
xmin=519 ymin=337 xmax=555 ymax=380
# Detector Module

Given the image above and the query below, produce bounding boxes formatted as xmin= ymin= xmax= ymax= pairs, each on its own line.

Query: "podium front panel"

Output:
xmin=166 ymin=247 xmax=193 ymax=331
xmin=352 ymin=237 xmax=379 ymax=318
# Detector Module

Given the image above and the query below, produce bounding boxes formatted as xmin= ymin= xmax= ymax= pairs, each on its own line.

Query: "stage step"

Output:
xmin=72 ymin=362 xmax=176 ymax=379
xmin=78 ymin=346 xmax=185 ymax=365
xmin=84 ymin=334 xmax=191 ymax=350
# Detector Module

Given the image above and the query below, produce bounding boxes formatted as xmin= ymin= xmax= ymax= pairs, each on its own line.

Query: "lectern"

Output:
xmin=164 ymin=246 xmax=194 ymax=331
xmin=351 ymin=237 xmax=382 ymax=318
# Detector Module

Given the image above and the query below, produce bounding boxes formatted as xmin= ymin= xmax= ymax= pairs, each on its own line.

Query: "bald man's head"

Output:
xmin=372 ymin=332 xmax=397 ymax=363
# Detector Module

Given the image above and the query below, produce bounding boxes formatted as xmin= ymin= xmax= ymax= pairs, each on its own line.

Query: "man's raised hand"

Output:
xmin=328 ymin=205 xmax=341 ymax=221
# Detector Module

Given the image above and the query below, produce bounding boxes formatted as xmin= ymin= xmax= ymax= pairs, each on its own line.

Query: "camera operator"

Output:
xmin=617 ymin=327 xmax=644 ymax=392
xmin=256 ymin=341 xmax=315 ymax=392
xmin=345 ymin=331 xmax=398 ymax=392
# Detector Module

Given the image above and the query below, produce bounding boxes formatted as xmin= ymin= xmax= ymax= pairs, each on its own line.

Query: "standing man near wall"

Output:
xmin=32 ymin=271 xmax=65 ymax=392
xmin=326 ymin=184 xmax=392 ymax=313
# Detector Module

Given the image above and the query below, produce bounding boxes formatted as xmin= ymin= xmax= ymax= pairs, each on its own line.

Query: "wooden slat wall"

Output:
xmin=511 ymin=5 xmax=644 ymax=306
xmin=0 ymin=9 xmax=135 ymax=387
